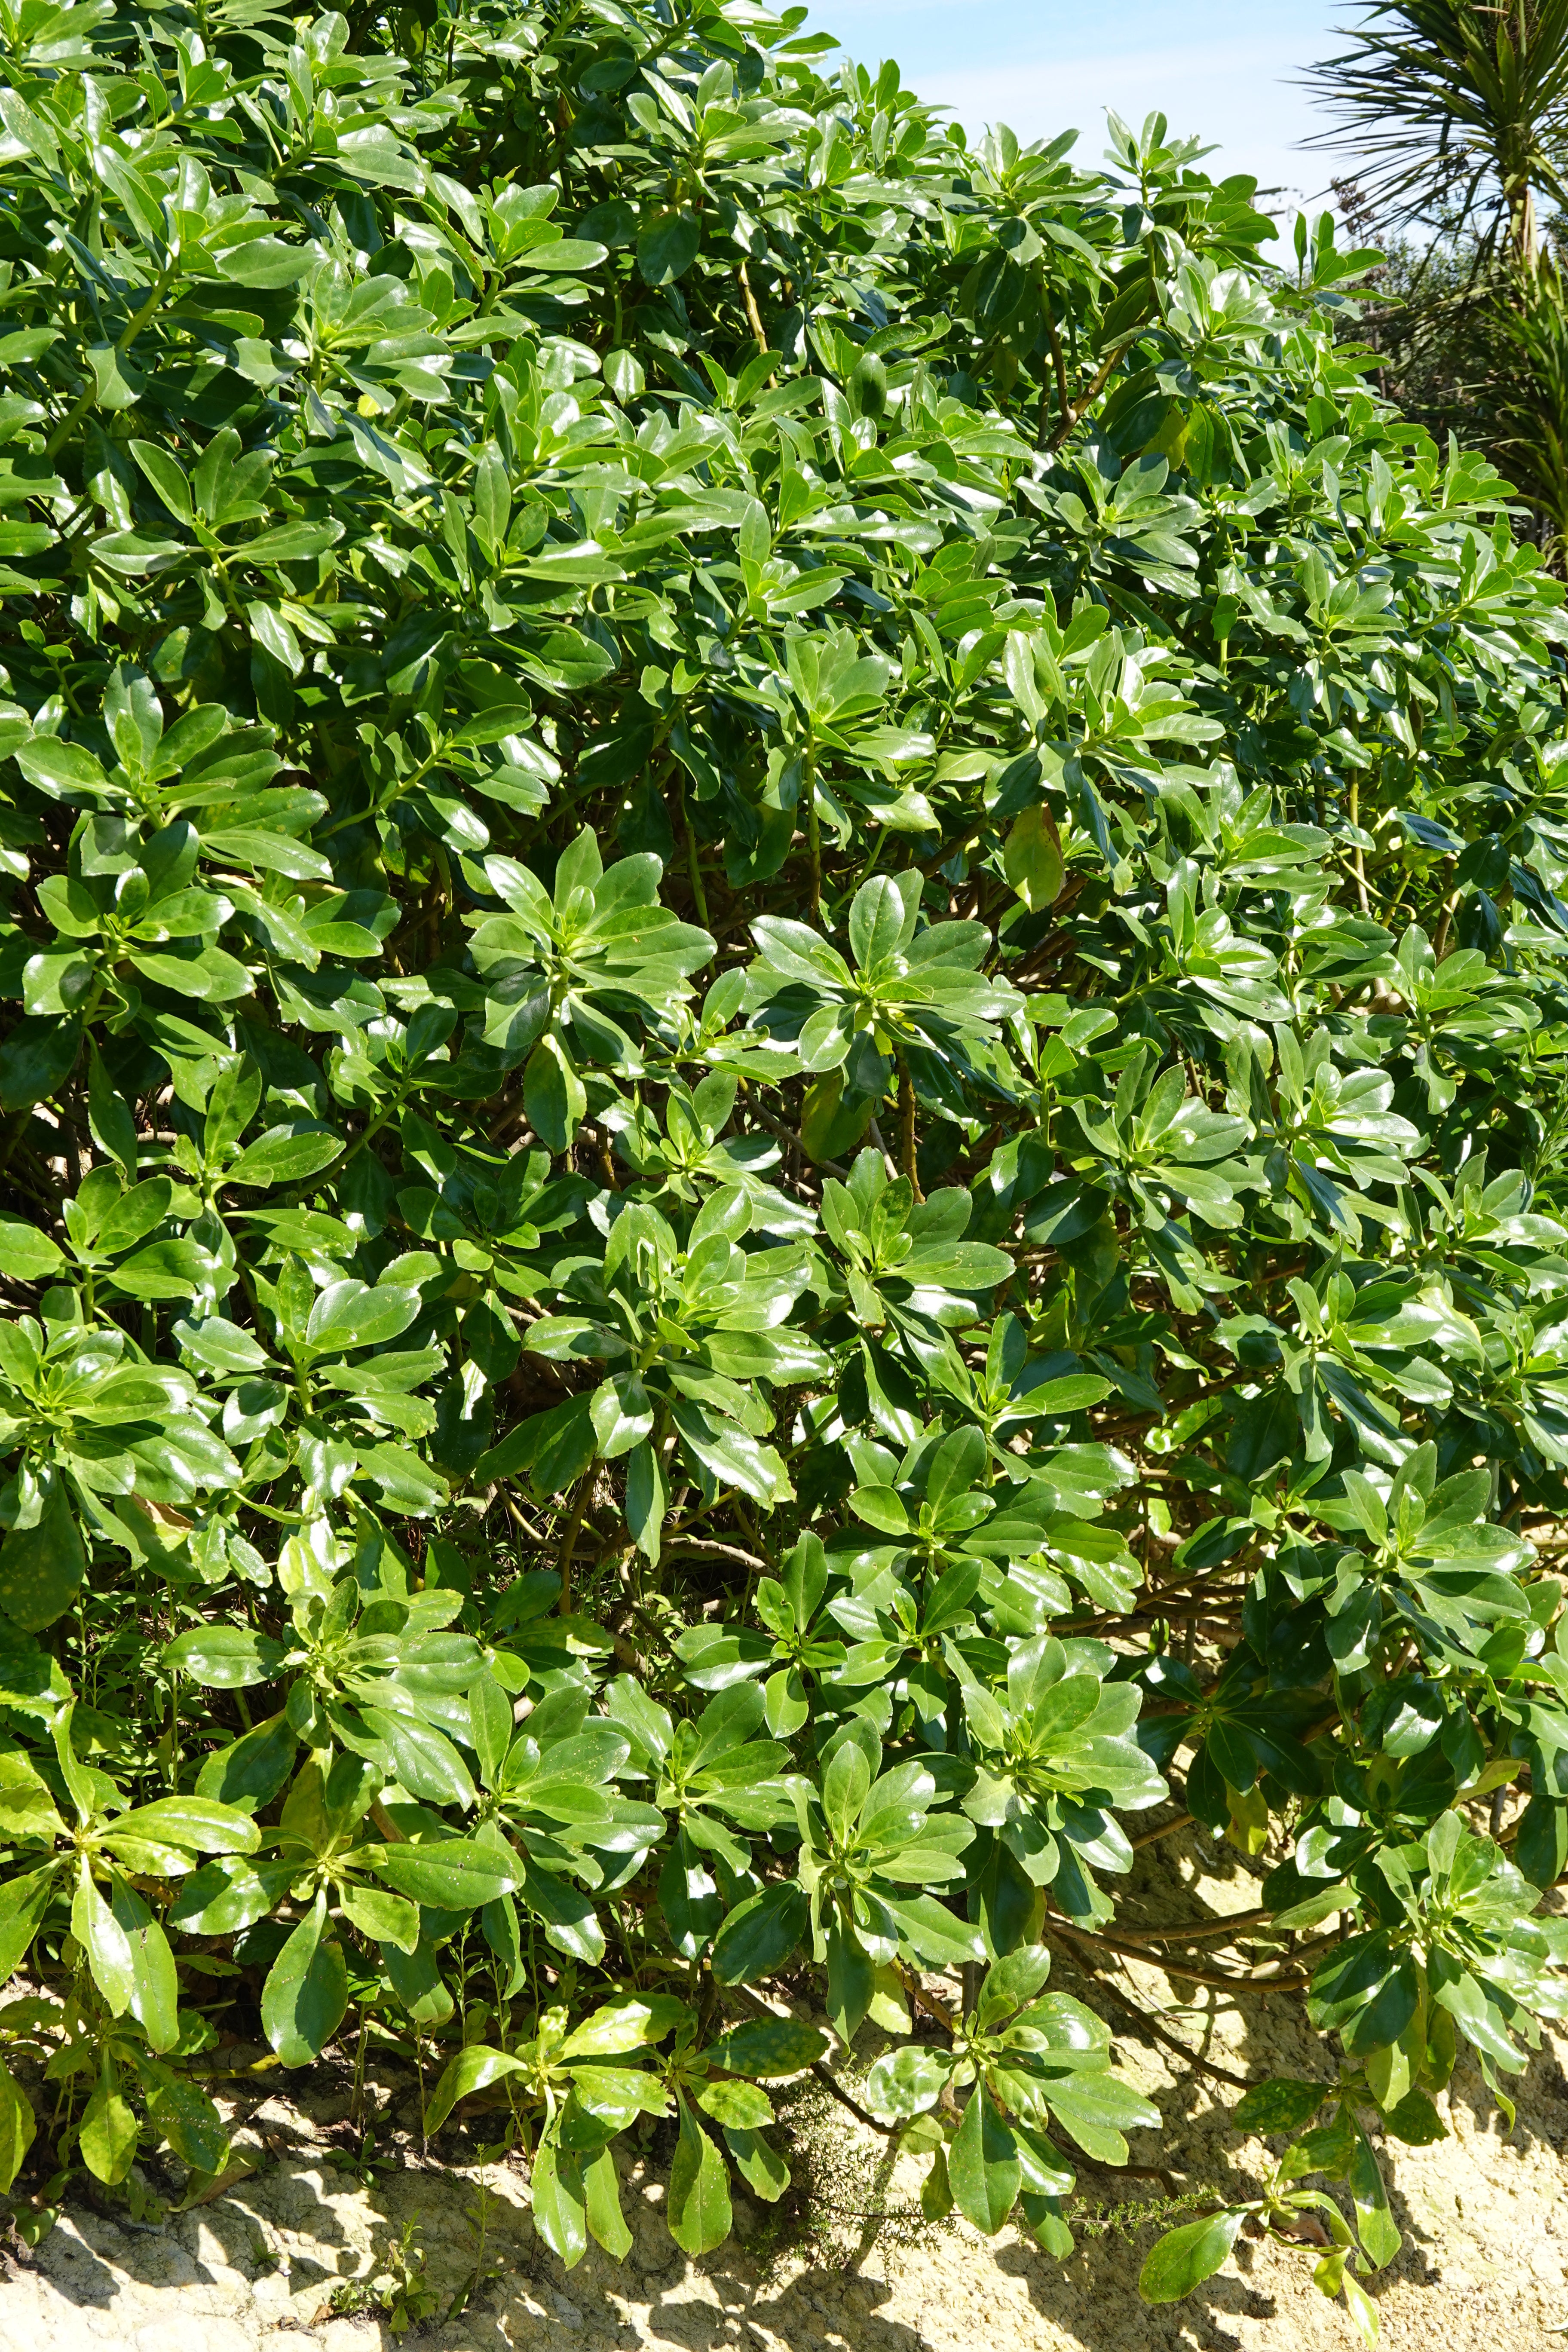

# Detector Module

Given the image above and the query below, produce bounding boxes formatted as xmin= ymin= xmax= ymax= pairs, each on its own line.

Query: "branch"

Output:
xmin=741 ymin=1101 xmax=849 ymax=1179
xmin=662 ymin=1536 xmax=771 ymax=1573
xmin=1048 ymin=336 xmax=1140 ymax=451
xmin=1038 ymin=293 xmax=1071 ymax=450
xmin=1131 ymin=1812 xmax=1194 ymax=1850
xmin=1114 ymin=1908 xmax=1273 ymax=1948
xmin=1044 ymin=1912 xmax=1309 ymax=1994
xmin=1084 ymin=1973 xmax=1251 ymax=2091
xmin=727 ymin=1986 xmax=894 ymax=2135
xmin=737 ymin=259 xmax=769 ymax=357
xmin=556 ymin=1470 xmax=593 ymax=1614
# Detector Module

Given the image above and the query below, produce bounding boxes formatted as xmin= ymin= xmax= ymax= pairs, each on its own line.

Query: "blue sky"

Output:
xmin=809 ymin=2 xmax=1356 ymax=214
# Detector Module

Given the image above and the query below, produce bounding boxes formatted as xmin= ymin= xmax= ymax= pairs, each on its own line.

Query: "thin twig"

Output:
xmin=742 ymin=1102 xmax=848 ymax=1179
xmin=1039 ymin=292 xmax=1071 ymax=449
xmin=812 ymin=2064 xmax=895 ymax=2137
xmin=1048 ymin=2135 xmax=1185 ymax=2193
xmin=737 ymin=259 xmax=769 ymax=358
xmin=556 ymin=1471 xmax=593 ymax=1615
xmin=1084 ymin=1975 xmax=1252 ymax=2091
xmin=897 ymin=1056 xmax=922 ymax=1200
xmin=1115 ymin=1908 xmax=1272 ymax=1948
xmin=662 ymin=1537 xmax=771 ymax=1573
xmin=903 ymin=1972 xmax=958 ymax=2037
xmin=1044 ymin=1914 xmax=1309 ymax=1994
xmin=1048 ymin=336 xmax=1139 ymax=450
xmin=729 ymin=1987 xmax=893 ymax=2135
xmin=1131 ymin=1811 xmax=1193 ymax=1850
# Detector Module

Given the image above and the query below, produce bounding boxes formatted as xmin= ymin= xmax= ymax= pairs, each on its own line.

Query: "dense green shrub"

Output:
xmin=1 ymin=0 xmax=1567 ymax=2328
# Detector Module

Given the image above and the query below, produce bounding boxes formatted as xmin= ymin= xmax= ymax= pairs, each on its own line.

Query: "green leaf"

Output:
xmin=468 ymin=1672 xmax=512 ymax=1785
xmin=921 ymin=2144 xmax=953 ymax=2220
xmin=1003 ymin=803 xmax=1064 ymax=912
xmin=1347 ymin=2113 xmax=1402 ymax=2269
xmin=168 ymin=1858 xmax=295 ymax=1935
xmin=1038 ymin=2055 xmax=1159 ymax=2162
xmin=358 ymin=1707 xmax=476 ymax=1809
xmin=518 ymin=237 xmax=607 ymax=274
xmin=1382 ymin=2089 xmax=1447 ymax=2146
xmin=0 ymin=1866 xmax=56 ymax=1984
xmin=71 ymin=1870 xmax=136 ymax=2018
xmin=694 ymin=2077 xmax=774 ymax=2129
xmin=710 ymin=1883 xmax=809 ymax=1984
xmin=566 ymin=2062 xmax=669 ymax=2129
xmin=224 ymin=1130 xmax=344 ymax=1188
xmin=0 ymin=2056 xmax=36 ymax=2190
xmin=105 ymin=1796 xmax=260 ymax=1855
xmin=723 ymin=2124 xmax=790 ymax=2202
xmin=215 ymin=236 xmax=315 ymax=286
xmin=78 ymin=2071 xmax=139 ymax=2185
xmin=1139 ymin=2210 xmax=1245 ymax=2303
xmin=380 ymin=1932 xmax=455 ymax=2029
xmin=476 ymin=1391 xmax=596 ymax=1491
xmin=524 ymin=1035 xmax=586 ymax=1153
xmin=86 ymin=1048 xmax=140 ymax=1177
xmin=864 ymin=2044 xmax=949 ymax=2120
xmin=260 ymin=1893 xmax=349 ymax=2067
xmin=1282 ymin=2111 xmax=1357 ymax=2179
xmin=147 ymin=2075 xmax=229 ymax=2175
xmin=305 ymin=1278 xmax=421 ymax=1355
xmin=0 ymin=1477 xmax=85 ymax=1631
xmin=637 ymin=211 xmax=701 ymax=286
xmin=700 ymin=2018 xmax=828 ymax=2078
xmin=947 ymin=2085 xmax=1020 ymax=2235
xmin=1308 ymin=1936 xmax=1421 ymax=2053
xmin=1231 ymin=2076 xmax=1332 ymax=2135
xmin=667 ymin=2093 xmax=732 ymax=2255
xmin=0 ymin=1214 xmax=64 ymax=1280
xmin=0 ymin=1014 xmax=81 ymax=1111
xmin=0 ymin=1750 xmax=64 ymax=1841
xmin=113 ymin=1881 xmax=180 ymax=2053
xmin=671 ymin=1402 xmax=792 ymax=1507
xmin=849 ymin=1484 xmax=913 ymax=1535
xmin=366 ymin=1839 xmax=523 ymax=1910
xmin=562 ymin=1993 xmax=688 ymax=2057
xmin=129 ymin=441 xmax=193 ymax=525
xmin=195 ymin=1714 xmax=298 ymax=1811
xmin=824 ymin=1917 xmax=875 ymax=2043
xmin=427 ymin=2042 xmax=529 ymax=2134
xmin=823 ymin=1736 xmax=872 ymax=1839
xmin=339 ymin=1880 xmax=421 ymax=1953
xmin=55 ymin=1703 xmax=98 ymax=1828
xmin=163 ymin=1626 xmax=290 ymax=1686
xmin=877 ymin=1891 xmax=984 ymax=1968
xmin=584 ymin=2144 xmax=634 ymax=2257
xmin=530 ymin=2138 xmax=588 ymax=2266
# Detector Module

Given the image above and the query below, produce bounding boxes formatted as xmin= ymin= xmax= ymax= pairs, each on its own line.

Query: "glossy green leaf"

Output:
xmin=709 ymin=1883 xmax=809 ymax=1984
xmin=427 ymin=2042 xmax=529 ymax=2134
xmin=1139 ymin=2210 xmax=1246 ymax=2303
xmin=530 ymin=2139 xmax=588 ymax=2267
xmin=0 ymin=1479 xmax=84 ymax=1631
xmin=667 ymin=2094 xmax=732 ymax=2255
xmin=78 ymin=2072 xmax=139 ymax=2185
xmin=366 ymin=1841 xmax=522 ymax=1910
xmin=0 ymin=2056 xmax=36 ymax=2190
xmin=260 ymin=1894 xmax=349 ymax=2067
xmin=948 ymin=2085 xmax=1020 ymax=2235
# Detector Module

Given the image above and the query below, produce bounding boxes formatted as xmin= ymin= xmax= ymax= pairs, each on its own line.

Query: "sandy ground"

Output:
xmin=4 ymin=1826 xmax=1568 ymax=2352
